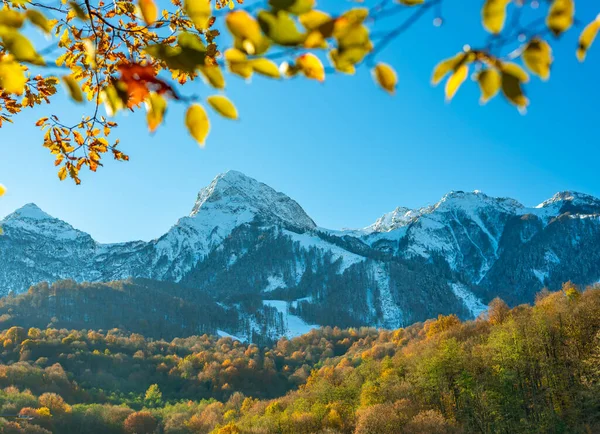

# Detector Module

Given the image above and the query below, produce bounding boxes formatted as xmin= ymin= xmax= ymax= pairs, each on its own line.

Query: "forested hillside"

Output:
xmin=1 ymin=283 xmax=599 ymax=433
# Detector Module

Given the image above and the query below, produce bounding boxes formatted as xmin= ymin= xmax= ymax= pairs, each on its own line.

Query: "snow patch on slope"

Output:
xmin=263 ymin=299 xmax=318 ymax=338
xmin=450 ymin=283 xmax=487 ymax=318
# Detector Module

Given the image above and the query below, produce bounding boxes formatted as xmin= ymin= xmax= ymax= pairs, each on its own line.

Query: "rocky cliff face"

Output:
xmin=2 ymin=172 xmax=600 ymax=340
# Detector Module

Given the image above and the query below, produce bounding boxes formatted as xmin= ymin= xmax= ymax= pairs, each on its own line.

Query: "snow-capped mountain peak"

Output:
xmin=536 ymin=191 xmax=600 ymax=212
xmin=190 ymin=170 xmax=316 ymax=230
xmin=3 ymin=203 xmax=54 ymax=221
xmin=366 ymin=206 xmax=420 ymax=232
xmin=1 ymin=203 xmax=88 ymax=241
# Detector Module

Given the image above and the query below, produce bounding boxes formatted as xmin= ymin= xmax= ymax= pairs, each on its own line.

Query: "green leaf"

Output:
xmin=522 ymin=38 xmax=552 ymax=80
xmin=62 ymin=75 xmax=84 ymax=103
xmin=144 ymin=32 xmax=207 ymax=72
xmin=268 ymin=0 xmax=315 ymax=15
xmin=482 ymin=0 xmax=510 ymax=34
xmin=501 ymin=71 xmax=529 ymax=109
xmin=372 ymin=63 xmax=397 ymax=94
xmin=185 ymin=104 xmax=210 ymax=146
xmin=258 ymin=10 xmax=306 ymax=46
xmin=207 ymin=95 xmax=238 ymax=120
xmin=476 ymin=68 xmax=501 ymax=103
xmin=69 ymin=1 xmax=89 ymax=21
xmin=547 ymin=0 xmax=574 ymax=36
xmin=577 ymin=16 xmax=600 ymax=62
xmin=398 ymin=0 xmax=424 ymax=5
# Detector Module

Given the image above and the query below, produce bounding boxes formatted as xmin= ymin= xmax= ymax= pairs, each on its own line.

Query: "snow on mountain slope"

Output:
xmin=3 ymin=173 xmax=600 ymax=340
xmin=2 ymin=203 xmax=91 ymax=241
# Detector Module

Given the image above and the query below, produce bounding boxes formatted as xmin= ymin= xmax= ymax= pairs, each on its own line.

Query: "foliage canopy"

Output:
xmin=0 ymin=0 xmax=598 ymax=184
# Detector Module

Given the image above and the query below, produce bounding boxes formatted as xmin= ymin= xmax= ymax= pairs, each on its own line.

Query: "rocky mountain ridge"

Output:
xmin=2 ymin=171 xmax=600 ymax=341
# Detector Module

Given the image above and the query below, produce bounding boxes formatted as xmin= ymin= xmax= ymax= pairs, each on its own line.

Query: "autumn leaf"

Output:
xmin=138 ymin=0 xmax=158 ymax=26
xmin=58 ymin=166 xmax=68 ymax=181
xmin=0 ymin=60 xmax=26 ymax=95
xmin=482 ymin=0 xmax=511 ymax=34
xmin=577 ymin=16 xmax=600 ymax=62
xmin=185 ymin=0 xmax=212 ymax=30
xmin=296 ymin=53 xmax=325 ymax=81
xmin=501 ymin=69 xmax=529 ymax=109
xmin=476 ymin=68 xmax=501 ymax=104
xmin=62 ymin=75 xmax=84 ymax=103
xmin=445 ymin=63 xmax=469 ymax=101
xmin=207 ymin=95 xmax=238 ymax=120
xmin=546 ymin=0 xmax=574 ymax=36
xmin=522 ymin=38 xmax=552 ymax=80
xmin=372 ymin=63 xmax=397 ymax=94
xmin=185 ymin=104 xmax=210 ymax=146
xmin=250 ymin=58 xmax=281 ymax=78
xmin=146 ymin=92 xmax=167 ymax=132
xmin=432 ymin=53 xmax=466 ymax=85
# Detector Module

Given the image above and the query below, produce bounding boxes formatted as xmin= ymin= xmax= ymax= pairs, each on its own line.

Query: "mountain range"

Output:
xmin=2 ymin=170 xmax=600 ymax=341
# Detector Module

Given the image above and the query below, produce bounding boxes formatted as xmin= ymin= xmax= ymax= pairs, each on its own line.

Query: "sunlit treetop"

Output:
xmin=0 ymin=0 xmax=598 ymax=184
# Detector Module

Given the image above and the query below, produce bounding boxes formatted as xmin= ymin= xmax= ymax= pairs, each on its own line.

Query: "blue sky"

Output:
xmin=1 ymin=1 xmax=600 ymax=243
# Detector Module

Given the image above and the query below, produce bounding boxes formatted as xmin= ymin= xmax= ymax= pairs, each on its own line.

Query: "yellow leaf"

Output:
xmin=445 ymin=63 xmax=468 ymax=101
xmin=577 ymin=16 xmax=600 ymax=61
xmin=501 ymin=71 xmax=529 ymax=109
xmin=547 ymin=0 xmax=574 ymax=36
xmin=299 ymin=10 xmax=331 ymax=31
xmin=522 ymin=38 xmax=552 ymax=80
xmin=26 ymin=10 xmax=52 ymax=34
xmin=296 ymin=53 xmax=325 ymax=81
xmin=138 ymin=0 xmax=158 ymax=25
xmin=372 ymin=63 xmax=397 ymax=94
xmin=224 ymin=48 xmax=253 ymax=79
xmin=257 ymin=10 xmax=306 ymax=46
xmin=0 ymin=60 xmax=26 ymax=95
xmin=250 ymin=58 xmax=281 ymax=78
xmin=58 ymin=166 xmax=68 ymax=181
xmin=476 ymin=68 xmax=501 ymax=103
xmin=207 ymin=95 xmax=238 ymax=120
xmin=62 ymin=75 xmax=84 ymax=103
xmin=0 ymin=30 xmax=45 ymax=65
xmin=145 ymin=92 xmax=167 ymax=132
xmin=68 ymin=1 xmax=89 ymax=21
xmin=199 ymin=65 xmax=226 ymax=89
xmin=0 ymin=184 xmax=6 ymax=197
xmin=185 ymin=104 xmax=210 ymax=146
xmin=0 ymin=10 xmax=25 ymax=28
xmin=226 ymin=11 xmax=265 ymax=55
xmin=185 ymin=0 xmax=212 ymax=30
xmin=501 ymin=62 xmax=529 ymax=83
xmin=431 ymin=53 xmax=466 ymax=85
xmin=482 ymin=0 xmax=510 ymax=34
